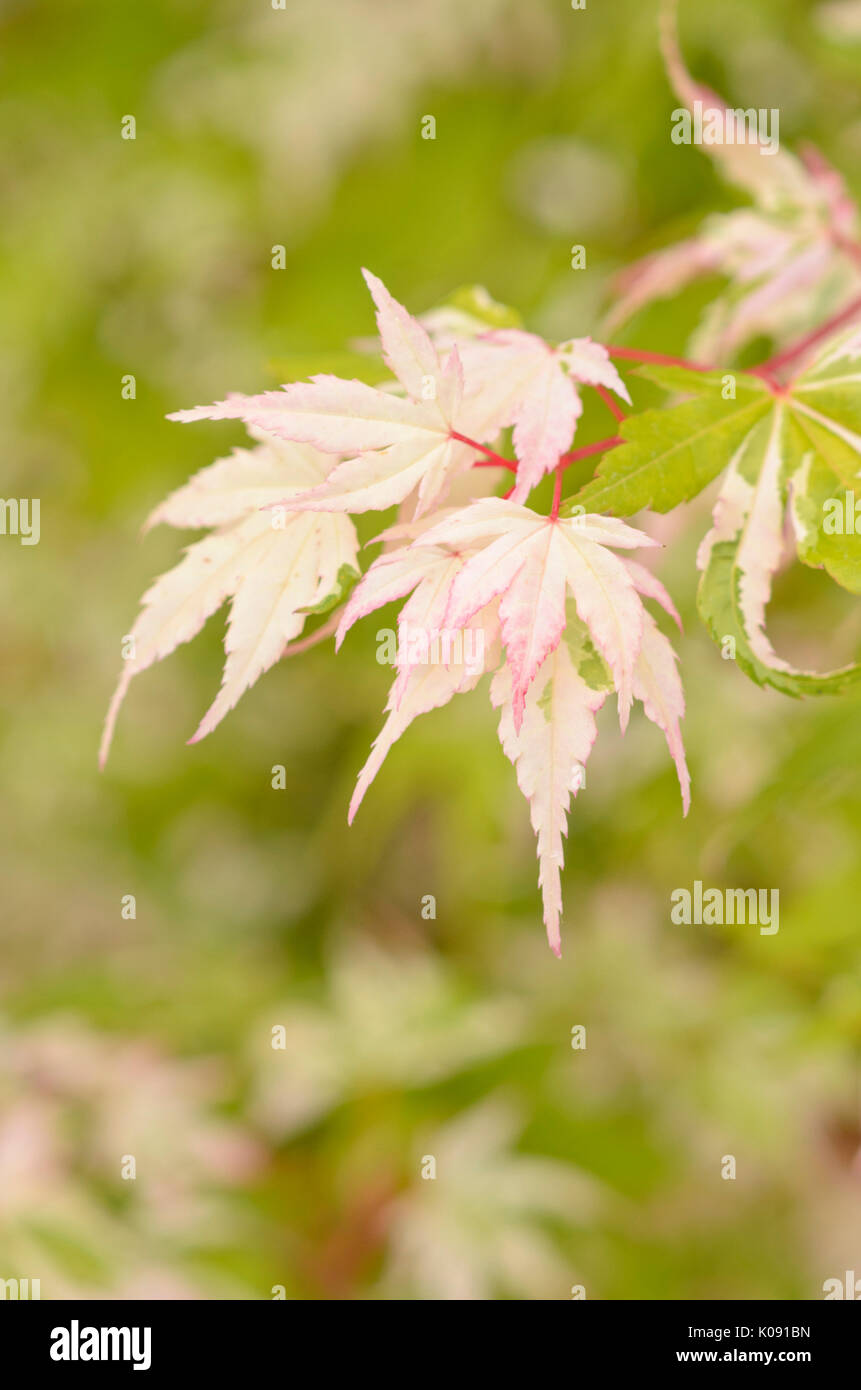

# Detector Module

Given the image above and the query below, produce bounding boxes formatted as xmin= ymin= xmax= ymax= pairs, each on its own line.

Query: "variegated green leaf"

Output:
xmin=697 ymin=408 xmax=861 ymax=694
xmin=631 ymin=364 xmax=762 ymax=397
xmin=561 ymin=380 xmax=770 ymax=518
xmin=698 ymin=538 xmax=861 ymax=695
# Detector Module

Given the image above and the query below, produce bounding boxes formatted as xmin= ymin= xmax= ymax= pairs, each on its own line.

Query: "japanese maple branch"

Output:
xmin=450 ymin=430 xmax=517 ymax=472
xmin=453 ymin=430 xmax=623 ymax=475
xmin=595 ymin=383 xmax=627 ymax=423
xmin=452 ymin=287 xmax=861 ymax=515
xmin=560 ymin=435 xmax=624 ymax=467
xmin=607 ymin=292 xmax=861 ymax=385
xmin=550 ymin=465 xmax=564 ymax=520
xmin=753 ymin=291 xmax=861 ymax=377
xmin=605 ymin=345 xmax=710 ymax=372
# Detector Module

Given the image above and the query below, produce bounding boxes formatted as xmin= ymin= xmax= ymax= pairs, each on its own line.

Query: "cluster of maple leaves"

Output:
xmin=102 ymin=4 xmax=861 ymax=953
xmin=608 ymin=1 xmax=861 ymax=361
xmin=101 ymin=270 xmax=689 ymax=955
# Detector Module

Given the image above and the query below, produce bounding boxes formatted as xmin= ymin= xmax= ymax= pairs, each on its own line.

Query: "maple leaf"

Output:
xmin=493 ymin=596 xmax=688 ymax=955
xmin=168 ymin=270 xmax=483 ymax=518
xmin=334 ymin=505 xmax=687 ymax=953
xmin=417 ymin=284 xmax=523 ymax=347
xmin=602 ymin=334 xmax=861 ymax=693
xmin=611 ymin=184 xmax=861 ymax=364
xmin=660 ymin=0 xmax=819 ymax=211
xmin=622 ymin=552 xmax=688 ymax=803
xmin=632 ymin=609 xmax=690 ymax=814
xmin=564 ymin=343 xmax=861 ymax=693
xmin=96 ymin=0 xmax=861 ymax=965
xmin=100 ymin=430 xmax=359 ymax=765
xmin=562 ymin=372 xmax=772 ymax=519
xmin=382 ymin=1097 xmax=600 ymax=1300
xmin=696 ymin=390 xmax=861 ymax=695
xmin=491 ymin=639 xmax=606 ymax=955
xmin=606 ymin=208 xmax=859 ymax=363
xmin=335 ymin=540 xmax=501 ymax=821
xmin=249 ymin=941 xmax=525 ymax=1139
xmin=456 ymin=328 xmax=630 ymax=500
xmin=418 ymin=497 xmax=657 ymax=732
xmin=607 ymin=0 xmax=861 ymax=359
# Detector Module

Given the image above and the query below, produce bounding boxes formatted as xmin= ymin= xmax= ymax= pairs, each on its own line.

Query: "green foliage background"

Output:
xmin=1 ymin=0 xmax=860 ymax=1298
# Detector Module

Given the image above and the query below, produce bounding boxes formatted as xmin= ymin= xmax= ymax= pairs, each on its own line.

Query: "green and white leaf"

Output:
xmin=783 ymin=332 xmax=861 ymax=593
xmin=697 ymin=407 xmax=861 ymax=694
xmin=561 ymin=379 xmax=770 ymax=518
xmin=631 ymin=364 xmax=755 ymax=397
xmin=789 ymin=442 xmax=861 ymax=596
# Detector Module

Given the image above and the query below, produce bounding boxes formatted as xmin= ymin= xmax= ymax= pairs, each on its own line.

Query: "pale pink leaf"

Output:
xmin=510 ymin=368 xmax=582 ymax=501
xmin=424 ymin=500 xmax=654 ymax=731
xmin=100 ymin=513 xmax=276 ymax=767
xmin=336 ymin=545 xmax=452 ymax=648
xmin=169 ymin=376 xmax=441 ymax=453
xmin=145 ymin=434 xmax=330 ymax=531
xmin=456 ymin=330 xmax=551 ymax=440
xmin=362 ymin=268 xmax=444 ymax=404
xmin=419 ymin=496 xmax=539 ymax=548
xmin=282 ymin=436 xmax=471 ymax=518
xmin=558 ymin=338 xmax=631 ymax=403
xmin=624 ymin=559 xmax=683 ymax=630
xmin=633 ymin=612 xmax=690 ymax=814
xmin=660 ymin=0 xmax=811 ymax=211
xmin=565 ymin=515 xmax=662 ymax=551
xmin=101 ymin=506 xmax=359 ymax=763
xmin=349 ymin=661 xmax=480 ymax=825
xmin=604 ymin=237 xmax=720 ymax=334
xmin=189 ymin=515 xmax=323 ymax=743
xmin=190 ymin=510 xmax=359 ymax=744
xmin=348 ymin=568 xmax=498 ymax=821
xmin=492 ymin=642 xmax=606 ymax=956
xmin=559 ymin=523 xmax=644 ymax=731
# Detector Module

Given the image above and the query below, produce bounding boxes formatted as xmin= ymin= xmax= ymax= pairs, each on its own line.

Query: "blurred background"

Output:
xmin=1 ymin=0 xmax=861 ymax=1299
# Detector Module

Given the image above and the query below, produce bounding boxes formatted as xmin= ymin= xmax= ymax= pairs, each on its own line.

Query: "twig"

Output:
xmin=595 ymin=383 xmax=627 ymax=423
xmin=560 ymin=435 xmax=624 ymax=467
xmin=450 ymin=430 xmax=517 ymax=473
xmin=754 ymin=292 xmax=861 ymax=376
